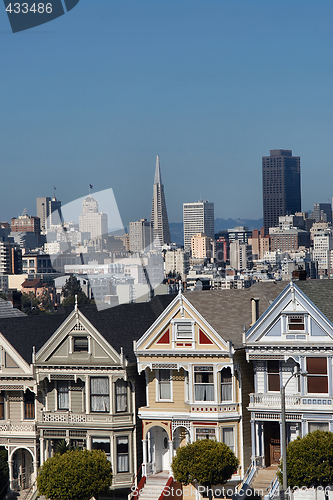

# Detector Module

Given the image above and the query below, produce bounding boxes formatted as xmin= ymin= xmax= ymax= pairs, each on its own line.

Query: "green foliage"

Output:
xmin=21 ymin=292 xmax=40 ymax=315
xmin=171 ymin=439 xmax=239 ymax=488
xmin=61 ymin=275 xmax=91 ymax=306
xmin=37 ymin=449 xmax=112 ymax=500
xmin=278 ymin=430 xmax=333 ymax=488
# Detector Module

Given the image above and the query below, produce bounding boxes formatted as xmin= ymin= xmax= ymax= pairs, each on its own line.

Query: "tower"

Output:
xmin=79 ymin=196 xmax=108 ymax=240
xmin=262 ymin=149 xmax=301 ymax=233
xmin=151 ymin=155 xmax=171 ymax=247
xmin=183 ymin=201 xmax=214 ymax=254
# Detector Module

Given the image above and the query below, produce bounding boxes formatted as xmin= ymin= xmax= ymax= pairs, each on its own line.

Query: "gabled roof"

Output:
xmin=184 ymin=282 xmax=286 ymax=348
xmin=0 ymin=298 xmax=26 ymax=318
xmin=0 ymin=294 xmax=175 ymax=364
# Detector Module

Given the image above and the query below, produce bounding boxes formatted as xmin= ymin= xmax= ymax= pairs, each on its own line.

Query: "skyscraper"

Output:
xmin=183 ymin=201 xmax=214 ymax=254
xmin=262 ymin=149 xmax=301 ymax=233
xmin=36 ymin=195 xmax=62 ymax=232
xmin=151 ymin=155 xmax=171 ymax=247
xmin=79 ymin=195 xmax=108 ymax=240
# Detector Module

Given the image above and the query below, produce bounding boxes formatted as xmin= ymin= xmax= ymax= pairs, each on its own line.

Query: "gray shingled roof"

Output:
xmin=0 ymin=298 xmax=26 ymax=318
xmin=185 ymin=282 xmax=287 ymax=348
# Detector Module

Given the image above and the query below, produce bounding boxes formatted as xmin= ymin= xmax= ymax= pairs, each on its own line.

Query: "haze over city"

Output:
xmin=1 ymin=0 xmax=333 ymax=226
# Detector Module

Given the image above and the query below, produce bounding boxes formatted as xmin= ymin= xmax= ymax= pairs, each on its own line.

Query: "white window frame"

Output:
xmin=193 ymin=365 xmax=215 ymax=403
xmin=171 ymin=319 xmax=195 ymax=349
xmin=56 ymin=380 xmax=70 ymax=411
xmin=155 ymin=369 xmax=173 ymax=402
xmin=222 ymin=426 xmax=236 ymax=454
xmin=195 ymin=428 xmax=216 ymax=440
xmin=116 ymin=435 xmax=130 ymax=473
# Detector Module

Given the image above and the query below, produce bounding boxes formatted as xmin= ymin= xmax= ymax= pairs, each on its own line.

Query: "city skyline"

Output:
xmin=1 ymin=1 xmax=333 ymax=226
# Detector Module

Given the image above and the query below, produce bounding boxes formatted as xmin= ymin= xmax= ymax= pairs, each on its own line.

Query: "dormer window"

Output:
xmin=74 ymin=337 xmax=88 ymax=352
xmin=176 ymin=323 xmax=192 ymax=339
xmin=288 ymin=315 xmax=305 ymax=331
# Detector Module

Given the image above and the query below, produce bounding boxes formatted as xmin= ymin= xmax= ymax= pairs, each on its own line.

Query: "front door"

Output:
xmin=264 ymin=422 xmax=280 ymax=466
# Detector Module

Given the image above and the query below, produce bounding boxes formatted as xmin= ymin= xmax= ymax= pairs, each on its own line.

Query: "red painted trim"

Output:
xmin=158 ymin=476 xmax=174 ymax=500
xmin=132 ymin=475 xmax=146 ymax=498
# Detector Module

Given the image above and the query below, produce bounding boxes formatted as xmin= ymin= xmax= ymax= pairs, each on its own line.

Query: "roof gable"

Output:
xmin=36 ymin=307 xmax=122 ymax=366
xmin=246 ymin=282 xmax=333 ymax=344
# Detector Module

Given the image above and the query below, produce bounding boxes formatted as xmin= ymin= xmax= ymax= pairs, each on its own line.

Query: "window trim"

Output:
xmin=194 ymin=365 xmax=215 ymax=402
xmin=57 ymin=380 xmax=70 ymax=411
xmin=306 ymin=357 xmax=328 ymax=395
xmin=73 ymin=336 xmax=89 ymax=353
xmin=221 ymin=367 xmax=233 ymax=402
xmin=171 ymin=319 xmax=195 ymax=349
xmin=156 ymin=369 xmax=173 ymax=402
xmin=115 ymin=379 xmax=128 ymax=413
xmin=116 ymin=435 xmax=130 ymax=473
xmin=90 ymin=377 xmax=110 ymax=413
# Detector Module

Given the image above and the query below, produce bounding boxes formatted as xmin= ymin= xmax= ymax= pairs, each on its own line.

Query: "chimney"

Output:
xmin=251 ymin=298 xmax=260 ymax=325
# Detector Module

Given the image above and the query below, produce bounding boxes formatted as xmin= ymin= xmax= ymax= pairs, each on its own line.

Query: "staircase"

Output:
xmin=138 ymin=472 xmax=169 ymax=499
xmin=251 ymin=465 xmax=278 ymax=498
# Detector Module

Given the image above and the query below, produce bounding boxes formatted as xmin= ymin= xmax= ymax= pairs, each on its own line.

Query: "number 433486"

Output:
xmin=6 ymin=3 xmax=53 ymax=13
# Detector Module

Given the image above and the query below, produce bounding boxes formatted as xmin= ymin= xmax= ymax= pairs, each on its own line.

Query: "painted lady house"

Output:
xmin=245 ymin=280 xmax=333 ymax=493
xmin=0 ymin=295 xmax=173 ymax=498
xmin=133 ymin=284 xmax=287 ymax=498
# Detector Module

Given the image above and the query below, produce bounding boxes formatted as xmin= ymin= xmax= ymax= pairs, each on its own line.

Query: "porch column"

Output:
xmin=251 ymin=420 xmax=256 ymax=460
xmin=279 ymin=421 xmax=284 ymax=461
xmin=40 ymin=437 xmax=44 ymax=466
xmin=86 ymin=434 xmax=92 ymax=450
xmin=8 ymin=460 xmax=13 ymax=490
xmin=142 ymin=439 xmax=147 ymax=477
xmin=33 ymin=458 xmax=38 ymax=484
xmin=168 ymin=440 xmax=173 ymax=476
xmin=301 ymin=419 xmax=307 ymax=437
xmin=85 ymin=375 xmax=90 ymax=414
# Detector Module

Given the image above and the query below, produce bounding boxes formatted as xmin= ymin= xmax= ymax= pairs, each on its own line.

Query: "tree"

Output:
xmin=61 ymin=275 xmax=90 ymax=306
xmin=171 ymin=439 xmax=239 ymax=500
xmin=37 ymin=449 xmax=112 ymax=500
xmin=278 ymin=430 xmax=333 ymax=498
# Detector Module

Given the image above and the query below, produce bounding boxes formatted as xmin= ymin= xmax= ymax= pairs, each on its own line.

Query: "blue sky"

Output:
xmin=1 ymin=0 xmax=333 ymax=226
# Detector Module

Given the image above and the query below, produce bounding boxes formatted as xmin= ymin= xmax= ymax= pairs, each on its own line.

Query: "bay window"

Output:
xmin=115 ymin=379 xmax=128 ymax=412
xmin=221 ymin=367 xmax=232 ymax=401
xmin=306 ymin=357 xmax=328 ymax=394
xmin=90 ymin=377 xmax=110 ymax=412
xmin=194 ymin=366 xmax=214 ymax=401
xmin=158 ymin=369 xmax=171 ymax=400
xmin=57 ymin=381 xmax=69 ymax=410
xmin=117 ymin=436 xmax=129 ymax=473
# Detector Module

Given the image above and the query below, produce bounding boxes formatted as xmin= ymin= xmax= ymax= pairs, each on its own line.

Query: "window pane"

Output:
xmin=196 ymin=428 xmax=215 ymax=440
xmin=221 ymin=368 xmax=232 ymax=401
xmin=307 ymin=358 xmax=327 ymax=375
xmin=58 ymin=381 xmax=69 ymax=410
xmin=268 ymin=373 xmax=280 ymax=392
xmin=116 ymin=379 xmax=127 ymax=412
xmin=117 ymin=437 xmax=129 ymax=472
xmin=177 ymin=323 xmax=192 ymax=339
xmin=92 ymin=437 xmax=110 ymax=458
xmin=74 ymin=337 xmax=88 ymax=352
xmin=159 ymin=370 xmax=171 ymax=400
xmin=308 ymin=376 xmax=328 ymax=393
xmin=90 ymin=378 xmax=110 ymax=412
xmin=194 ymin=384 xmax=214 ymax=401
xmin=223 ymin=428 xmax=234 ymax=451
xmin=309 ymin=422 xmax=329 ymax=432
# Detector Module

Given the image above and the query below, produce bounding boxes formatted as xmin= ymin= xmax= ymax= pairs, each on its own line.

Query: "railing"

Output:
xmin=267 ymin=475 xmax=280 ymax=499
xmin=127 ymin=463 xmax=143 ymax=499
xmin=250 ymin=393 xmax=301 ymax=407
xmin=40 ymin=411 xmax=86 ymax=423
xmin=0 ymin=423 xmax=36 ymax=434
xmin=235 ymin=460 xmax=258 ymax=495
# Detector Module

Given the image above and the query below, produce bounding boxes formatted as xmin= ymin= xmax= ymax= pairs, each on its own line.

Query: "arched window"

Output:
xmin=115 ymin=379 xmax=127 ymax=413
xmin=221 ymin=368 xmax=232 ymax=401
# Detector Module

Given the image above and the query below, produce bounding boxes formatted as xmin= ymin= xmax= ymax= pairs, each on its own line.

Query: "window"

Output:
xmin=90 ymin=377 xmax=110 ymax=412
xmin=194 ymin=366 xmax=214 ymax=401
xmin=221 ymin=368 xmax=232 ymax=401
xmin=267 ymin=360 xmax=280 ymax=392
xmin=29 ymin=259 xmax=34 ymax=268
xmin=176 ymin=322 xmax=192 ymax=339
xmin=0 ymin=395 xmax=4 ymax=420
xmin=309 ymin=422 xmax=329 ymax=433
xmin=115 ymin=379 xmax=127 ymax=412
xmin=73 ymin=337 xmax=88 ymax=352
xmin=57 ymin=381 xmax=69 ymax=410
xmin=117 ymin=436 xmax=129 ymax=472
xmin=158 ymin=369 xmax=171 ymax=400
xmin=24 ymin=390 xmax=35 ymax=419
xmin=306 ymin=357 xmax=328 ymax=394
xmin=196 ymin=428 xmax=215 ymax=440
xmin=223 ymin=427 xmax=235 ymax=453
xmin=92 ymin=437 xmax=110 ymax=460
xmin=288 ymin=315 xmax=305 ymax=331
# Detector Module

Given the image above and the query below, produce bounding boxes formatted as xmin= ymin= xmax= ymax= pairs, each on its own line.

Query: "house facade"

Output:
xmin=246 ymin=281 xmax=333 ymax=469
xmin=134 ymin=288 xmax=255 ymax=489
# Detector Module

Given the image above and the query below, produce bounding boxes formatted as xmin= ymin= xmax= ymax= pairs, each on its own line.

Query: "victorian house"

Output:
xmin=0 ymin=295 xmax=173 ymax=498
xmin=246 ymin=280 xmax=333 ymax=473
xmin=133 ymin=284 xmax=288 ymax=497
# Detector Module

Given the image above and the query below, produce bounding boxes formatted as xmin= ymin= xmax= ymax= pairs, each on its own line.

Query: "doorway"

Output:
xmin=264 ymin=421 xmax=280 ymax=466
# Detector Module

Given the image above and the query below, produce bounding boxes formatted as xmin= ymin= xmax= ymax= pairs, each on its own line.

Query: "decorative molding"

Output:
xmin=0 ymin=385 xmax=24 ymax=390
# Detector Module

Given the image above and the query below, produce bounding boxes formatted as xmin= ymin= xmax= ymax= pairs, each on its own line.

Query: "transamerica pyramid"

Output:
xmin=151 ymin=155 xmax=171 ymax=247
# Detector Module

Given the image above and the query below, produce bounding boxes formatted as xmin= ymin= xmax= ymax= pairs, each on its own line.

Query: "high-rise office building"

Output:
xmin=129 ymin=219 xmax=153 ymax=253
xmin=311 ymin=203 xmax=332 ymax=224
xmin=79 ymin=196 xmax=108 ymax=240
xmin=151 ymin=155 xmax=171 ymax=247
xmin=183 ymin=201 xmax=214 ymax=254
xmin=262 ymin=149 xmax=301 ymax=233
xmin=36 ymin=196 xmax=62 ymax=232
